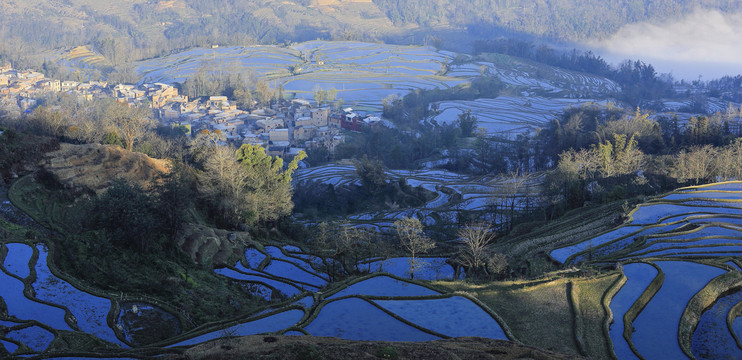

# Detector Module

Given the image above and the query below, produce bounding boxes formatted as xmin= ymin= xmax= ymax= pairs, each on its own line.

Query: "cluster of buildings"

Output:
xmin=0 ymin=62 xmax=388 ymax=158
xmin=0 ymin=63 xmax=109 ymax=113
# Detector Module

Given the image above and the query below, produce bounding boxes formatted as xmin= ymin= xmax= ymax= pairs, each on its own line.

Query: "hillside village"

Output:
xmin=0 ymin=62 xmax=388 ymax=158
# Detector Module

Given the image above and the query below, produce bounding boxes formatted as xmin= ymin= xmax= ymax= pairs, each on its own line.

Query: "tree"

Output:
xmin=190 ymin=129 xmax=226 ymax=164
xmin=90 ymin=179 xmax=161 ymax=253
xmin=200 ymin=145 xmax=249 ymax=226
xmin=312 ymin=86 xmax=337 ymax=107
xmin=354 ymin=156 xmax=388 ymax=196
xmin=595 ymin=133 xmax=643 ymax=177
xmin=154 ymin=164 xmax=195 ymax=247
xmin=393 ymin=217 xmax=435 ymax=279
xmin=200 ymin=144 xmax=306 ymax=226
xmin=491 ymin=170 xmax=530 ymax=232
xmin=671 ymin=145 xmax=717 ymax=185
xmin=106 ymin=102 xmax=155 ymax=151
xmin=716 ymin=138 xmax=742 ymax=181
xmin=456 ymin=222 xmax=496 ymax=276
xmin=235 ymin=143 xmax=306 ymax=223
xmin=456 ymin=110 xmax=478 ymax=137
xmin=255 ymin=80 xmax=273 ymax=107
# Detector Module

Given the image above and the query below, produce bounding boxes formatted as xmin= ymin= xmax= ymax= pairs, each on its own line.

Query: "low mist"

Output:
xmin=591 ymin=8 xmax=742 ymax=80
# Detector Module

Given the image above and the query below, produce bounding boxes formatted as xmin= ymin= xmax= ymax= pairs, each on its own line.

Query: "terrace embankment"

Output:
xmin=39 ymin=143 xmax=171 ymax=194
xmin=169 ymin=335 xmax=582 ymax=360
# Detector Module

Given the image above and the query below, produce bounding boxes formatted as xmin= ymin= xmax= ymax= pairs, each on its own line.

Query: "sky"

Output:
xmin=590 ymin=8 xmax=742 ymax=80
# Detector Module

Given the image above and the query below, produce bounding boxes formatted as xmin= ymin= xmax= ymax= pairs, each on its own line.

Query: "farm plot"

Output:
xmin=545 ymin=182 xmax=742 ymax=359
xmin=428 ymin=97 xmax=611 ymax=137
xmin=662 ymin=191 xmax=742 ymax=201
xmin=554 ymin=182 xmax=742 ymax=264
xmin=449 ymin=54 xmax=620 ymax=97
xmin=608 ymin=263 xmax=659 ymax=360
xmin=214 ymin=267 xmax=303 ymax=298
xmin=0 ymin=242 xmax=144 ymax=353
xmin=31 ymin=245 xmax=124 ymax=346
xmin=303 ymin=297 xmax=440 ymax=341
xmin=328 ymin=275 xmax=440 ymax=299
xmin=679 ymin=182 xmax=742 ymax=192
xmin=212 ymin=243 xmax=512 ymax=346
xmin=692 ymin=289 xmax=742 ymax=359
xmin=550 ymin=225 xmax=643 ymax=263
xmin=362 ymin=257 xmax=458 ymax=280
xmin=0 ymin=262 xmax=71 ymax=331
xmin=216 ymin=244 xmax=336 ymax=297
xmin=295 ymin=164 xmax=542 ymax=230
xmin=2 ymin=243 xmax=32 ymax=279
xmin=137 ymin=46 xmax=301 ymax=84
xmin=374 ymin=296 xmax=507 ymax=338
xmin=170 ymin=309 xmax=305 ymax=347
xmin=3 ymin=325 xmax=55 ymax=352
xmin=631 ymin=261 xmax=725 ymax=360
xmin=136 ymin=40 xmax=465 ymax=110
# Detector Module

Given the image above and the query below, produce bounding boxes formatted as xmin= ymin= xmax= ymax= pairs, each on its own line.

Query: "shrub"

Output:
xmin=375 ymin=345 xmax=399 ymax=359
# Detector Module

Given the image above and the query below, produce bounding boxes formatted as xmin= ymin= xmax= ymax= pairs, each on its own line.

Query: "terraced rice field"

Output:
xmin=295 ymin=163 xmax=542 ymax=230
xmin=136 ymin=41 xmax=466 ymax=109
xmin=550 ymin=181 xmax=742 ymax=359
xmin=41 ymin=46 xmax=109 ymax=73
xmin=631 ymin=261 xmax=725 ymax=359
xmin=134 ymin=40 xmax=621 ymax=111
xmin=607 ymin=263 xmax=658 ymax=360
xmin=429 ymin=97 xmax=612 ymax=137
xmin=205 ymin=242 xmax=510 ymax=345
xmin=692 ymin=289 xmax=742 ymax=359
xmin=447 ymin=56 xmax=621 ymax=98
xmin=0 ymin=242 xmax=181 ymax=356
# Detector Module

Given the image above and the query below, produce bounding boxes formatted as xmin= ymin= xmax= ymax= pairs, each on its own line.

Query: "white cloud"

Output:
xmin=591 ymin=8 xmax=742 ymax=79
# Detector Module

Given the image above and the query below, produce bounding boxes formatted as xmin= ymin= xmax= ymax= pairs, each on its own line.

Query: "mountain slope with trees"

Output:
xmin=2 ymin=0 xmax=740 ymax=74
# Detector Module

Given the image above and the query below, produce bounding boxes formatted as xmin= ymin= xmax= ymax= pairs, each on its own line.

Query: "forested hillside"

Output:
xmin=374 ymin=0 xmax=739 ymax=40
xmin=1 ymin=0 xmax=739 ymax=71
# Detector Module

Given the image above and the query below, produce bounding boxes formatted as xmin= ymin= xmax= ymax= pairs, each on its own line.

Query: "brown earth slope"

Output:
xmin=39 ymin=143 xmax=170 ymax=194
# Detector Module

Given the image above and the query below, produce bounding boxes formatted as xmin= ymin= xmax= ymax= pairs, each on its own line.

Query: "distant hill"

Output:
xmin=1 ymin=0 xmax=739 ymax=68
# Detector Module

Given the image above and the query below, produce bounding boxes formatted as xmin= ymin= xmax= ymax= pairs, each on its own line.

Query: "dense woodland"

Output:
xmin=374 ymin=0 xmax=739 ymax=40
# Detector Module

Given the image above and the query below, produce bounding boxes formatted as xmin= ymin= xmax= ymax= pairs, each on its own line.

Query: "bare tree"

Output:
xmin=672 ymin=145 xmax=717 ymax=184
xmin=107 ymin=103 xmax=155 ymax=151
xmin=491 ymin=170 xmax=530 ymax=232
xmin=393 ymin=217 xmax=435 ymax=279
xmin=456 ymin=222 xmax=496 ymax=274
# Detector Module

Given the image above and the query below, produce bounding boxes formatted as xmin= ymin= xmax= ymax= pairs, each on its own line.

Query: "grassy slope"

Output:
xmin=494 ymin=200 xmax=635 ymax=276
xmin=177 ymin=335 xmax=582 ymax=360
xmin=436 ymin=273 xmax=619 ymax=358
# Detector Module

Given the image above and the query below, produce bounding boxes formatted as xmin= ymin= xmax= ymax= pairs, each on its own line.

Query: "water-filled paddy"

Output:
xmin=328 ymin=275 xmax=439 ymax=299
xmin=214 ymin=267 xmax=303 ymax=298
xmin=2 ymin=243 xmax=32 ymax=278
xmin=692 ymin=289 xmax=742 ymax=359
xmin=608 ymin=263 xmax=658 ymax=360
xmin=172 ymin=309 xmax=304 ymax=347
xmin=304 ymin=297 xmax=440 ymax=341
xmin=364 ymin=257 xmax=456 ymax=280
xmin=5 ymin=325 xmax=54 ymax=351
xmin=374 ymin=296 xmax=507 ymax=339
xmin=0 ymin=266 xmax=71 ymax=330
xmin=550 ymin=226 xmax=642 ymax=263
xmin=32 ymin=245 xmax=123 ymax=346
xmin=631 ymin=261 xmax=725 ymax=359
